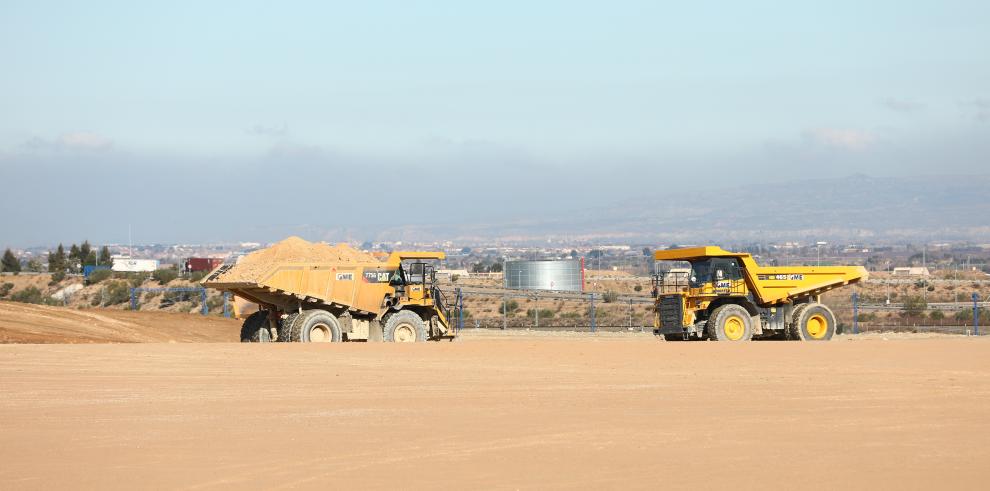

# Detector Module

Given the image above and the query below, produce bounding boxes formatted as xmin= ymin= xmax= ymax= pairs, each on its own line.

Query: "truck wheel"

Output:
xmin=278 ymin=313 xmax=299 ymax=342
xmin=285 ymin=310 xmax=342 ymax=343
xmin=707 ymin=304 xmax=753 ymax=342
xmin=240 ymin=311 xmax=272 ymax=343
xmin=786 ymin=303 xmax=810 ymax=340
xmin=384 ymin=311 xmax=427 ymax=342
xmin=663 ymin=333 xmax=686 ymax=341
xmin=790 ymin=303 xmax=836 ymax=341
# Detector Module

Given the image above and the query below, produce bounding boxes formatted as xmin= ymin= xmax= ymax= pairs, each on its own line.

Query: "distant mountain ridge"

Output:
xmin=378 ymin=174 xmax=990 ymax=244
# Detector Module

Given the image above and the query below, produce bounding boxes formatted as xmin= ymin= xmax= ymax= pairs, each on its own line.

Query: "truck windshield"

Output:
xmin=689 ymin=260 xmax=712 ymax=287
xmin=689 ymin=258 xmax=741 ymax=287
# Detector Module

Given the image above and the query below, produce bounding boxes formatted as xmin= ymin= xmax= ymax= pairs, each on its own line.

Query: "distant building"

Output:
xmin=111 ymin=256 xmax=159 ymax=272
xmin=892 ymin=267 xmax=930 ymax=277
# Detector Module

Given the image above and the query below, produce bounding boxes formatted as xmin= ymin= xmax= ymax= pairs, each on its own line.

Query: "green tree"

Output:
xmin=101 ymin=281 xmax=131 ymax=306
xmin=48 ymin=244 xmax=67 ymax=273
xmin=152 ymin=268 xmax=179 ymax=285
xmin=10 ymin=286 xmax=43 ymax=304
xmin=87 ymin=269 xmax=113 ymax=284
xmin=80 ymin=241 xmax=97 ymax=266
xmin=602 ymin=290 xmax=619 ymax=303
xmin=526 ymin=308 xmax=555 ymax=319
xmin=1 ymin=249 xmax=20 ymax=273
xmin=68 ymin=244 xmax=82 ymax=273
xmin=25 ymin=259 xmax=43 ymax=272
xmin=501 ymin=299 xmax=520 ymax=315
xmin=98 ymin=246 xmax=113 ymax=267
xmin=901 ymin=295 xmax=927 ymax=317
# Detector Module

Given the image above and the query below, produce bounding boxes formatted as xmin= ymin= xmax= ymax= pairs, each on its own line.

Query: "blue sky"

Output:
xmin=1 ymin=1 xmax=988 ymax=246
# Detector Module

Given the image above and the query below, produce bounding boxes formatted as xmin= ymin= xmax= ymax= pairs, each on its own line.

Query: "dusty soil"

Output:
xmin=215 ymin=236 xmax=379 ymax=283
xmin=0 ymin=302 xmax=239 ymax=343
xmin=1 ymin=337 xmax=988 ymax=489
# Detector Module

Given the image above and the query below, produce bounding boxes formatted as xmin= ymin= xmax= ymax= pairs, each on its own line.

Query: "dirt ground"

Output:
xmin=1 ymin=334 xmax=989 ymax=489
xmin=0 ymin=302 xmax=238 ymax=343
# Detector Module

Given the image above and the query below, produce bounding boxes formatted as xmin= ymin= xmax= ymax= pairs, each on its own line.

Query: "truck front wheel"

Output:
xmin=707 ymin=304 xmax=754 ymax=342
xmin=384 ymin=311 xmax=428 ymax=342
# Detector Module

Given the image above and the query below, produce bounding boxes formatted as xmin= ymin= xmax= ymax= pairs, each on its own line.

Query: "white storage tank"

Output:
xmin=504 ymin=259 xmax=584 ymax=292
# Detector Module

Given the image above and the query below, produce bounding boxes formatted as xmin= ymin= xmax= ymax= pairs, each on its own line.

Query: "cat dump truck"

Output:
xmin=651 ymin=247 xmax=867 ymax=341
xmin=203 ymin=252 xmax=456 ymax=343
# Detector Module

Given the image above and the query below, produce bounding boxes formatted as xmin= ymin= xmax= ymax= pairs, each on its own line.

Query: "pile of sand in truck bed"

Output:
xmin=213 ymin=236 xmax=379 ymax=283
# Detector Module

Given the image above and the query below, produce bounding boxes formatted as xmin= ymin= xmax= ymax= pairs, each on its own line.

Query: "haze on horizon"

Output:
xmin=1 ymin=1 xmax=988 ymax=247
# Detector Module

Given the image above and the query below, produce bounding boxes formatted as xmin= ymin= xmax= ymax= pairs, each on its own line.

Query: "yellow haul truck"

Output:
xmin=651 ymin=247 xmax=867 ymax=341
xmin=203 ymin=252 xmax=455 ymax=343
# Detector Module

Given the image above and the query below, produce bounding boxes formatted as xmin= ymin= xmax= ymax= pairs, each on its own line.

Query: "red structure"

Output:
xmin=185 ymin=257 xmax=224 ymax=273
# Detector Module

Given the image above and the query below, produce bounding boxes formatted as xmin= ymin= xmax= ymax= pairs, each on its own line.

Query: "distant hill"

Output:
xmin=379 ymin=174 xmax=990 ymax=244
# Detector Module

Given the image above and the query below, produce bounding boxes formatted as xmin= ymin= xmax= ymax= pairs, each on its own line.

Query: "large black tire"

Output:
xmin=786 ymin=303 xmax=810 ymax=340
xmin=278 ymin=312 xmax=299 ymax=342
xmin=707 ymin=304 xmax=754 ymax=342
xmin=789 ymin=303 xmax=836 ymax=341
xmin=383 ymin=310 xmax=428 ymax=343
xmin=283 ymin=310 xmax=342 ymax=343
xmin=240 ymin=311 xmax=272 ymax=343
xmin=663 ymin=333 xmax=686 ymax=341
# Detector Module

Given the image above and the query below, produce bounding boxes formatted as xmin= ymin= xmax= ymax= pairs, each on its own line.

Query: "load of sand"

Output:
xmin=213 ymin=236 xmax=379 ymax=283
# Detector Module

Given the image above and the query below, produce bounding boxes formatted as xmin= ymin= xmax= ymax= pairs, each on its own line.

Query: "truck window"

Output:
xmin=689 ymin=260 xmax=712 ymax=287
xmin=712 ymin=258 xmax=742 ymax=281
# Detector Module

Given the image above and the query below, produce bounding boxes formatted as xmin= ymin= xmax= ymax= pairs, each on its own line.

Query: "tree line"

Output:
xmin=0 ymin=241 xmax=113 ymax=276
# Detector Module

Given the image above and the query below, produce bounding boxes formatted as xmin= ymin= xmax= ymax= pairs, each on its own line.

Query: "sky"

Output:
xmin=1 ymin=1 xmax=988 ymax=247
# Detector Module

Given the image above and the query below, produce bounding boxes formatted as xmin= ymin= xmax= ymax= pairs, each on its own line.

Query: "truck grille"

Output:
xmin=658 ymin=295 xmax=683 ymax=329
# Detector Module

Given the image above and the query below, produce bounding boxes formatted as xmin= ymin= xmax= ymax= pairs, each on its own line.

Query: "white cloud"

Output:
xmin=21 ymin=131 xmax=114 ymax=152
xmin=58 ymin=132 xmax=113 ymax=150
xmin=960 ymin=98 xmax=990 ymax=122
xmin=804 ymin=128 xmax=876 ymax=150
xmin=880 ymin=98 xmax=924 ymax=113
xmin=246 ymin=123 xmax=288 ymax=137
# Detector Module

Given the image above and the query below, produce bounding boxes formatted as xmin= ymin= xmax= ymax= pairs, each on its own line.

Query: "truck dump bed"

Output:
xmin=204 ymin=260 xmax=395 ymax=315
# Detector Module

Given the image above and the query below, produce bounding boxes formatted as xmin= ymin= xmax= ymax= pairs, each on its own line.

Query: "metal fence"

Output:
xmin=443 ymin=288 xmax=988 ymax=336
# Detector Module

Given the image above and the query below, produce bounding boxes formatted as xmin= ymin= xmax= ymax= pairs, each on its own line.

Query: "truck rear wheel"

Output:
xmin=240 ymin=311 xmax=272 ymax=343
xmin=284 ymin=310 xmax=342 ymax=343
xmin=707 ymin=304 xmax=753 ymax=342
xmin=384 ymin=311 xmax=427 ymax=342
xmin=789 ymin=303 xmax=836 ymax=341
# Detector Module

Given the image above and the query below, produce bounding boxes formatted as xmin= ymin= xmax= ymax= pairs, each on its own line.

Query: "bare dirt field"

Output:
xmin=0 ymin=302 xmax=239 ymax=343
xmin=2 ymin=334 xmax=989 ymax=489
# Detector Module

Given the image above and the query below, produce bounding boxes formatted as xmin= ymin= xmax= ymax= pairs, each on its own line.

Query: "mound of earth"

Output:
xmin=213 ymin=236 xmax=379 ymax=283
xmin=0 ymin=302 xmax=239 ymax=343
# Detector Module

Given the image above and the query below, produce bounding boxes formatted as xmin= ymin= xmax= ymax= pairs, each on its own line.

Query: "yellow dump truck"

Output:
xmin=203 ymin=252 xmax=455 ymax=343
xmin=651 ymin=246 xmax=867 ymax=341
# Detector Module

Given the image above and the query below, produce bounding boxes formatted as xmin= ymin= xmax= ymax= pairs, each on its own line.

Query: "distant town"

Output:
xmin=4 ymin=239 xmax=990 ymax=278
